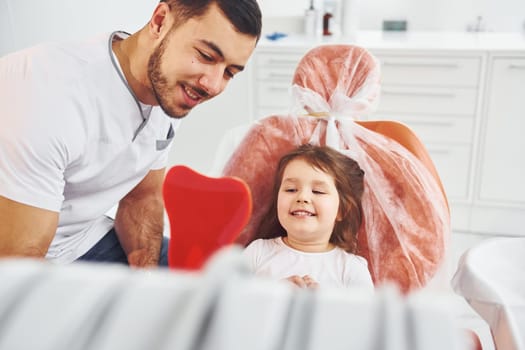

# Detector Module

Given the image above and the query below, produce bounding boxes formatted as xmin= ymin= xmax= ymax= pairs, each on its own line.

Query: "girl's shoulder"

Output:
xmin=337 ymin=248 xmax=369 ymax=267
xmin=245 ymin=237 xmax=282 ymax=250
xmin=339 ymin=250 xmax=374 ymax=289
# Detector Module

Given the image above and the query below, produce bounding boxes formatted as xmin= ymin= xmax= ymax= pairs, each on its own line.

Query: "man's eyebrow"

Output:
xmin=199 ymin=40 xmax=245 ymax=72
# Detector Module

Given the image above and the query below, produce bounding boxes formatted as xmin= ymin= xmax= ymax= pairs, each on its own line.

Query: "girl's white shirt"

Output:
xmin=243 ymin=237 xmax=374 ymax=290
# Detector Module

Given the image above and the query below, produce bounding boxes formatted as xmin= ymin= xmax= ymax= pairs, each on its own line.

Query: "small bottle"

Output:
xmin=304 ymin=0 xmax=318 ymax=37
xmin=323 ymin=11 xmax=333 ymax=36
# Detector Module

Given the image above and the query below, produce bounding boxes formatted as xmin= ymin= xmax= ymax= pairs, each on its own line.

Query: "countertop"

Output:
xmin=258 ymin=30 xmax=525 ymax=52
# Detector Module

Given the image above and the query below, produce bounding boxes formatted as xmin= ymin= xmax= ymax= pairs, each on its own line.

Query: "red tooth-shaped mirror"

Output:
xmin=163 ymin=165 xmax=252 ymax=270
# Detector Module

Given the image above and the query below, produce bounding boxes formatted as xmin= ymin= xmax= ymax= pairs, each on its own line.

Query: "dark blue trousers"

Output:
xmin=77 ymin=228 xmax=169 ymax=266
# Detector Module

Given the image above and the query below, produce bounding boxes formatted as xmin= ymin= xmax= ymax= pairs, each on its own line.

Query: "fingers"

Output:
xmin=285 ymin=275 xmax=319 ymax=289
xmin=302 ymin=275 xmax=319 ymax=289
xmin=285 ymin=275 xmax=307 ymax=288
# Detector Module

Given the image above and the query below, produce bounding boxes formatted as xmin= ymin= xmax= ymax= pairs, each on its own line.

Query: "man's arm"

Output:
xmin=0 ymin=196 xmax=58 ymax=258
xmin=114 ymin=168 xmax=166 ymax=268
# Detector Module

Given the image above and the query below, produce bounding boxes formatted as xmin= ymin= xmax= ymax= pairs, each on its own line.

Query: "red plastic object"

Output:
xmin=163 ymin=165 xmax=252 ymax=270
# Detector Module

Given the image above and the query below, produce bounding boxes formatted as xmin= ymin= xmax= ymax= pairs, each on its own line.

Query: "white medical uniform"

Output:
xmin=0 ymin=32 xmax=180 ymax=263
xmin=243 ymin=237 xmax=374 ymax=290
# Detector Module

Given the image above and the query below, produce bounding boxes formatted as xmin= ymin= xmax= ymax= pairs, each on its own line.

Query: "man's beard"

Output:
xmin=147 ymin=36 xmax=189 ymax=119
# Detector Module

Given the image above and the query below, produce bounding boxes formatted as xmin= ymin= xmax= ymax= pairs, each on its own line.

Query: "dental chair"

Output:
xmin=220 ymin=44 xmax=450 ymax=295
xmin=0 ymin=149 xmax=477 ymax=350
xmin=452 ymin=237 xmax=525 ymax=350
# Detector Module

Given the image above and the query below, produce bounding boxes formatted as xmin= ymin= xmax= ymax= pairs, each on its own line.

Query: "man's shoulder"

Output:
xmin=1 ymin=33 xmax=112 ymax=83
xmin=50 ymin=34 xmax=114 ymax=79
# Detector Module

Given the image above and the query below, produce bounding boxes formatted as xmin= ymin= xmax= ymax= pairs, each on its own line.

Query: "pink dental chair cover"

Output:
xmin=222 ymin=45 xmax=450 ymax=293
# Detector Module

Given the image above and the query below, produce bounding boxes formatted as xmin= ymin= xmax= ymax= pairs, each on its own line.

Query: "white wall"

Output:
xmin=260 ymin=0 xmax=525 ymax=33
xmin=3 ymin=0 xmax=523 ymax=62
xmin=0 ymin=0 xmax=158 ymax=56
xmin=2 ymin=0 xmax=524 ymax=174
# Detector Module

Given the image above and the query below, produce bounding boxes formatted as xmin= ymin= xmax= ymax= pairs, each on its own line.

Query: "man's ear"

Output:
xmin=149 ymin=2 xmax=172 ymax=39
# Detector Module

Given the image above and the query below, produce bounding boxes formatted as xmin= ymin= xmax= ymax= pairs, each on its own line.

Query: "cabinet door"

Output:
xmin=478 ymin=57 xmax=525 ymax=204
xmin=378 ymin=86 xmax=478 ymax=116
xmin=373 ymin=54 xmax=482 ymax=203
xmin=379 ymin=56 xmax=481 ymax=87
xmin=253 ymin=51 xmax=305 ymax=118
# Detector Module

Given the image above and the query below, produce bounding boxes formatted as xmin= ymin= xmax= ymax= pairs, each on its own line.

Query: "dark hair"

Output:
xmin=160 ymin=0 xmax=262 ymax=41
xmin=257 ymin=144 xmax=365 ymax=253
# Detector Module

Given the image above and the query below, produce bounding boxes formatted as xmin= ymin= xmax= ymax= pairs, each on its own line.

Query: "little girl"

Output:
xmin=243 ymin=144 xmax=374 ymax=290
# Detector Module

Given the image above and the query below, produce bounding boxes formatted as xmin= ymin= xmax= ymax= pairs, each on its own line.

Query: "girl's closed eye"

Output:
xmin=284 ymin=188 xmax=297 ymax=193
xmin=312 ymin=189 xmax=326 ymax=194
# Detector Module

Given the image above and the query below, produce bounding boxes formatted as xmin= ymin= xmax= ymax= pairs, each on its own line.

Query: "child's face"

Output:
xmin=277 ymin=159 xmax=340 ymax=245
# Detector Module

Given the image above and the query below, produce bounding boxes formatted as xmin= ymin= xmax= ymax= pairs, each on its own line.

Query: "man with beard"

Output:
xmin=0 ymin=0 xmax=261 ymax=267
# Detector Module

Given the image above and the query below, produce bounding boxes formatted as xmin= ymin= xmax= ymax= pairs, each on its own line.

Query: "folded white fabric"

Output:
xmin=0 ymin=248 xmax=467 ymax=350
xmin=452 ymin=237 xmax=525 ymax=350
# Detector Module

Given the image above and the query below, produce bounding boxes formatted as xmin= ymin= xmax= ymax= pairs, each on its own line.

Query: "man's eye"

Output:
xmin=198 ymin=50 xmax=214 ymax=62
xmin=224 ymin=69 xmax=235 ymax=79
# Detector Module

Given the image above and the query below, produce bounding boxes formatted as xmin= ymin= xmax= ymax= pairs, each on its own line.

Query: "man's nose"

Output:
xmin=198 ymin=66 xmax=225 ymax=97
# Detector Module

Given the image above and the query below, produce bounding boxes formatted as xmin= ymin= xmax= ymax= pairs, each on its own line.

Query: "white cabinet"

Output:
xmin=252 ymin=48 xmax=484 ymax=231
xmin=194 ymin=34 xmax=525 ymax=237
xmin=470 ymin=55 xmax=525 ymax=236
xmin=253 ymin=49 xmax=307 ymax=118
xmin=371 ymin=52 xmax=483 ymax=205
xmin=251 ymin=44 xmax=525 ymax=236
xmin=478 ymin=56 xmax=525 ymax=204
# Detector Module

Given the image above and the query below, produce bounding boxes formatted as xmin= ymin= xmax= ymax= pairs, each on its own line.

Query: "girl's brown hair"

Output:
xmin=256 ymin=144 xmax=365 ymax=253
